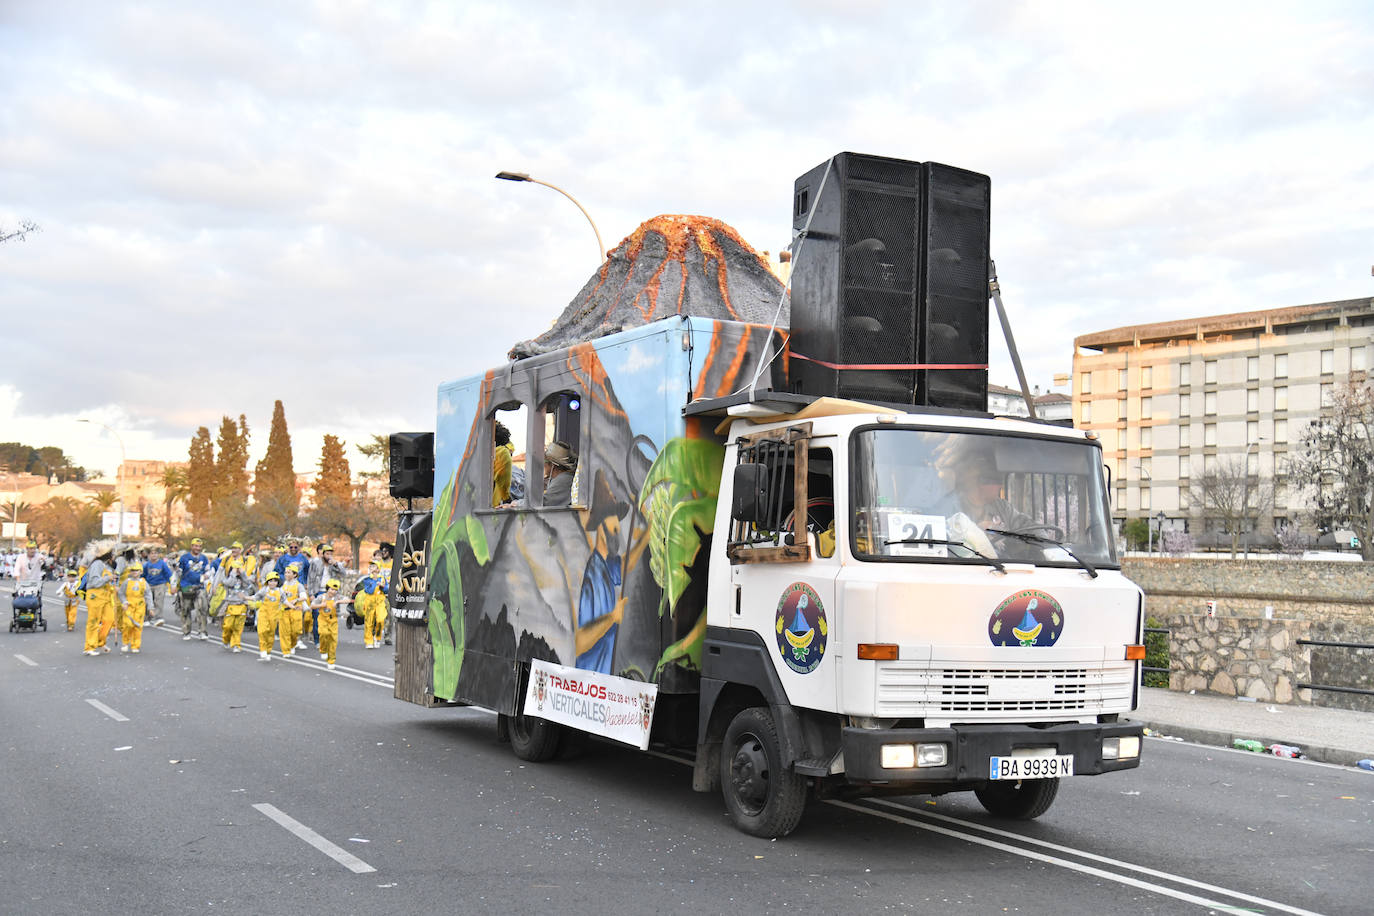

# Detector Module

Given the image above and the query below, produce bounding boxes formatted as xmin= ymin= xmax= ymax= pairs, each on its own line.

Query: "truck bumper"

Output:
xmin=839 ymin=720 xmax=1143 ymax=785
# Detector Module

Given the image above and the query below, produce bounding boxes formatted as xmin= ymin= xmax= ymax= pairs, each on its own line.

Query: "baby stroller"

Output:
xmin=344 ymin=582 xmax=365 ymax=629
xmin=10 ymin=579 xmax=46 ymax=632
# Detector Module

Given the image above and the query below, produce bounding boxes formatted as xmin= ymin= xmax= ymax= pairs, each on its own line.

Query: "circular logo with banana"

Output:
xmin=989 ymin=589 xmax=1064 ymax=647
xmin=776 ymin=582 xmax=827 ymax=674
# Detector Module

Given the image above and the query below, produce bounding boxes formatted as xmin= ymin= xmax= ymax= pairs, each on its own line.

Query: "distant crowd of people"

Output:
xmin=9 ymin=538 xmax=395 ymax=670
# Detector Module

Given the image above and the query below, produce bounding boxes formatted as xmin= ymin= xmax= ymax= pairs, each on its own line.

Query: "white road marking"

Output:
xmin=253 ymin=803 xmax=377 ymax=874
xmin=85 ymin=698 xmax=129 ymax=722
xmin=832 ymin=799 xmax=1327 ymax=916
xmin=15 ymin=654 xmax=38 ymax=666
xmin=869 ymin=798 xmax=1328 ymax=916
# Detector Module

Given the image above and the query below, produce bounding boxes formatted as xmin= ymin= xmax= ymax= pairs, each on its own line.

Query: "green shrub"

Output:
xmin=1143 ymin=615 xmax=1170 ymax=687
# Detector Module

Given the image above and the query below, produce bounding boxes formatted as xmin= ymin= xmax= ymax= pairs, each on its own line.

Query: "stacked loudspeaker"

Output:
xmin=787 ymin=152 xmax=991 ymax=412
xmin=389 ymin=432 xmax=434 ymax=499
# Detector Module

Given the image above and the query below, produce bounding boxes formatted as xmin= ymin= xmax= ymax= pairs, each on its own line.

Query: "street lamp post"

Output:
xmin=1154 ymin=510 xmax=1167 ymax=556
xmin=495 ymin=171 xmax=607 ymax=263
xmin=79 ymin=419 xmax=127 ymax=550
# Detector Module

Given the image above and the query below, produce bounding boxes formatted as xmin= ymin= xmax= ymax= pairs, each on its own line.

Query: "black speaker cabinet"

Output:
xmin=389 ymin=431 xmax=434 ymax=499
xmin=788 ymin=152 xmax=989 ymax=411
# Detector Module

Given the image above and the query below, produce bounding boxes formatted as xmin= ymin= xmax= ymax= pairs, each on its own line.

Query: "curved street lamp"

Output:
xmin=79 ymin=418 xmax=127 ymax=549
xmin=495 ymin=171 xmax=606 ymax=263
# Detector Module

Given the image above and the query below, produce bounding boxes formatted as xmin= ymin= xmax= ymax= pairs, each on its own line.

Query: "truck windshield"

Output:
xmin=851 ymin=427 xmax=1116 ymax=569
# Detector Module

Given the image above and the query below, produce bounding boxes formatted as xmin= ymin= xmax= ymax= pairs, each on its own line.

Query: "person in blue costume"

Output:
xmin=575 ymin=469 xmax=630 ymax=674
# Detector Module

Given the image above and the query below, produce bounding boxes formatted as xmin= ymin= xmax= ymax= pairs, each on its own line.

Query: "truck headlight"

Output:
xmin=1102 ymin=736 xmax=1141 ymax=760
xmin=916 ymin=743 xmax=948 ymax=767
xmin=881 ymin=744 xmax=915 ymax=769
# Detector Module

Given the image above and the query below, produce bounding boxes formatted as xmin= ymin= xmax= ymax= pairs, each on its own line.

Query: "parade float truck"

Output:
xmin=391 ymin=152 xmax=1145 ymax=838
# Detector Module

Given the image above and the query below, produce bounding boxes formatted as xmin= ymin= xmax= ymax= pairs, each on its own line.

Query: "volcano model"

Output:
xmin=509 ymin=214 xmax=788 ymax=359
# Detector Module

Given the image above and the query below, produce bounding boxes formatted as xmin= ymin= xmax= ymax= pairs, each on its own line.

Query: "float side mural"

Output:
xmin=423 ymin=317 xmax=779 ymax=711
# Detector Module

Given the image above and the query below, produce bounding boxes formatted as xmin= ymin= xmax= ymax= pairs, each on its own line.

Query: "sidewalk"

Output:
xmin=1129 ymin=686 xmax=1374 ymax=767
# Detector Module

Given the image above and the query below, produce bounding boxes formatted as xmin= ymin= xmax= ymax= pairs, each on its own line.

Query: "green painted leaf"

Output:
xmin=638 ymin=438 xmax=724 ymax=619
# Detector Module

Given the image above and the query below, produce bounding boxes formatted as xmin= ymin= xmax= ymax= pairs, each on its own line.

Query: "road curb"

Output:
xmin=1128 ymin=717 xmax=1366 ymax=768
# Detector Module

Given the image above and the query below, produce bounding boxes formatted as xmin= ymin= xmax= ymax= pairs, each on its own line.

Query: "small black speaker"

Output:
xmin=389 ymin=432 xmax=434 ymax=499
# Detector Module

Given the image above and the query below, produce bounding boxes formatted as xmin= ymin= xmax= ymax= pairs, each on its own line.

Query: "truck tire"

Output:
xmin=974 ymin=777 xmax=1059 ymax=820
xmin=720 ymin=707 xmax=807 ymax=838
xmin=505 ymin=664 xmax=561 ymax=762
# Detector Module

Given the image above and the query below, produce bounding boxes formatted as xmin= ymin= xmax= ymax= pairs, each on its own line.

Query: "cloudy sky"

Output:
xmin=3 ymin=0 xmax=1372 ymax=479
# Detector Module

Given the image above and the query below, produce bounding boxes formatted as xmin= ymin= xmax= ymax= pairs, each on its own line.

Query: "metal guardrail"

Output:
xmin=1296 ymin=638 xmax=1374 ymax=697
xmin=1142 ymin=626 xmax=1170 ymax=685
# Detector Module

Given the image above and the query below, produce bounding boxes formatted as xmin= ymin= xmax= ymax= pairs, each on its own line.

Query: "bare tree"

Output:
xmin=0 ymin=221 xmax=40 ymax=244
xmin=1189 ymin=456 xmax=1275 ymax=558
xmin=1288 ymin=378 xmax=1374 ymax=560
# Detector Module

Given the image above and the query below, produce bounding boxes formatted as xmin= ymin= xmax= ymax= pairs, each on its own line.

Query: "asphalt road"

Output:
xmin=3 ymin=583 xmax=1371 ymax=915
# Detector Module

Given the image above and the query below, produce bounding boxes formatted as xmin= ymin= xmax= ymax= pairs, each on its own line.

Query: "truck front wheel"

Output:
xmin=720 ymin=707 xmax=807 ymax=838
xmin=974 ymin=777 xmax=1059 ymax=819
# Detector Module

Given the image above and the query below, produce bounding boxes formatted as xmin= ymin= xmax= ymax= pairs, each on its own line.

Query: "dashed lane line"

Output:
xmin=253 ymin=803 xmax=377 ymax=874
xmin=15 ymin=653 xmax=38 ymax=666
xmin=85 ymin=698 xmax=129 ymax=722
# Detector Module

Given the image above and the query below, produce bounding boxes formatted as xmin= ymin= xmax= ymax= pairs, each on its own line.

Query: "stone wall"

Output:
xmin=1123 ymin=558 xmax=1373 ymax=712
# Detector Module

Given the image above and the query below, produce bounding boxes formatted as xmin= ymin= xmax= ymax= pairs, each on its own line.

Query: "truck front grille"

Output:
xmin=875 ymin=662 xmax=1134 ymax=719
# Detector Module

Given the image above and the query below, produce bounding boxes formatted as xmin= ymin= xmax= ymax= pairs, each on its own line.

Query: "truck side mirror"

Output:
xmin=731 ymin=464 xmax=769 ymax=523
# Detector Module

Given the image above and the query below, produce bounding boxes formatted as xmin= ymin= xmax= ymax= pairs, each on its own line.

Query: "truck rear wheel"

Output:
xmin=974 ymin=777 xmax=1059 ymax=819
xmin=720 ymin=707 xmax=807 ymax=838
xmin=505 ymin=664 xmax=562 ymax=762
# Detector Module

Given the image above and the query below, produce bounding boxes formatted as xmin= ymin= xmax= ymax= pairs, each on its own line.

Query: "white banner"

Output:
xmin=1 ymin=522 xmax=27 ymax=538
xmin=100 ymin=512 xmax=140 ymax=536
xmin=524 ymin=659 xmax=658 ymax=750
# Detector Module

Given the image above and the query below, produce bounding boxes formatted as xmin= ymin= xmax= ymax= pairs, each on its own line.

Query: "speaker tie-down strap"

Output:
xmin=790 ymin=351 xmax=988 ymax=371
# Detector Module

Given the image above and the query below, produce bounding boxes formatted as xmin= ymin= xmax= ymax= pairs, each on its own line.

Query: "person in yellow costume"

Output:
xmin=374 ymin=543 xmax=396 ymax=646
xmin=492 ymin=420 xmax=514 ymax=506
xmin=313 ymin=579 xmax=343 ymax=669
xmin=216 ymin=553 xmax=254 ymax=653
xmin=118 ymin=562 xmax=150 ymax=653
xmin=58 ymin=568 xmax=81 ymax=631
xmin=355 ymin=561 xmax=389 ymax=649
xmin=82 ymin=546 xmax=118 ymax=656
xmin=250 ymin=570 xmax=285 ymax=660
xmin=278 ymin=565 xmax=308 ymax=658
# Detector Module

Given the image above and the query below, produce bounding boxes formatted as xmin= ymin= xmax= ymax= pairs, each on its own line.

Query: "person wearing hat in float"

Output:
xmin=575 ymin=469 xmax=630 ymax=673
xmin=215 ymin=549 xmax=254 ymax=653
xmin=543 ymin=440 xmax=577 ymax=507
xmin=176 ymin=537 xmax=215 ymax=640
xmin=118 ymin=562 xmax=151 ymax=653
xmin=142 ymin=546 xmax=173 ymax=628
xmin=374 ymin=542 xmax=396 ymax=646
xmin=82 ymin=544 xmax=118 ymax=656
xmin=312 ymin=578 xmax=344 ymax=669
xmin=57 ymin=567 xmax=81 ymax=631
xmin=492 ymin=420 xmax=515 ymax=507
xmin=250 ymin=570 xmax=286 ymax=660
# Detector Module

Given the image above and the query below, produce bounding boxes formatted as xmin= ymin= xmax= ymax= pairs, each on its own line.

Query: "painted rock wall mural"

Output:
xmin=424 ymin=215 xmax=788 ymax=714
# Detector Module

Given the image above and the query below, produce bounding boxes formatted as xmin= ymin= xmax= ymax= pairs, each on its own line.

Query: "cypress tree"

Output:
xmin=313 ymin=435 xmax=352 ymax=512
xmin=186 ymin=427 xmax=216 ymax=524
xmin=213 ymin=414 xmax=252 ymax=509
xmin=253 ymin=400 xmax=298 ymax=516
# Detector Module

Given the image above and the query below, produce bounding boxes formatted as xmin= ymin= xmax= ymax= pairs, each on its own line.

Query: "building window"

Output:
xmin=1247 ymin=420 xmax=1259 ymax=444
xmin=1080 ymin=371 xmax=1091 ymax=395
xmin=1205 ymin=360 xmax=1217 ymax=384
xmin=1179 ymin=455 xmax=1191 ymax=479
xmin=1141 ymin=426 xmax=1152 ymax=449
xmin=1140 ymin=487 xmax=1151 ymax=510
xmin=1179 ymin=488 xmax=1189 ymax=511
xmin=1204 ymin=453 xmax=1217 ymax=473
xmin=1321 ymin=349 xmax=1334 ymax=374
xmin=1179 ymin=363 xmax=1191 ymax=387
xmin=1081 ymin=401 xmax=1092 ymax=424
xmin=1116 ymin=457 xmax=1126 ymax=479
xmin=1179 ymin=424 xmax=1190 ymax=448
xmin=1179 ymin=393 xmax=1190 ymax=416
xmin=1247 ymin=356 xmax=1259 ymax=380
xmin=1275 ymin=353 xmax=1288 ymax=378
xmin=1321 ymin=381 xmax=1333 ymax=406
xmin=1247 ymin=388 xmax=1259 ymax=412
xmin=1141 ymin=366 xmax=1152 ymax=389
xmin=1275 ymin=386 xmax=1287 ymax=411
xmin=1204 ymin=424 xmax=1217 ymax=447
xmin=1116 ymin=485 xmax=1126 ymax=509
xmin=1274 ymin=418 xmax=1287 ymax=443
xmin=1118 ymin=368 xmax=1128 ymax=390
xmin=1138 ymin=457 xmax=1151 ymax=479
xmin=1247 ymin=451 xmax=1259 ymax=475
xmin=1354 ymin=346 xmax=1367 ymax=372
xmin=1204 ymin=392 xmax=1217 ymax=415
xmin=1140 ymin=396 xmax=1152 ymax=418
xmin=1117 ymin=398 xmax=1127 ymax=421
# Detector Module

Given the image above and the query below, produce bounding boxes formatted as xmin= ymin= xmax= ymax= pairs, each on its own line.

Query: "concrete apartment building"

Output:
xmin=1072 ymin=297 xmax=1374 ymax=541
